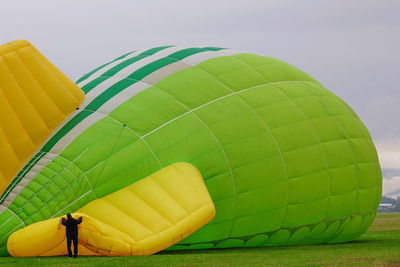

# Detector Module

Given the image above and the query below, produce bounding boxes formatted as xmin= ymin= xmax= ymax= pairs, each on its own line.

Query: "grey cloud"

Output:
xmin=1 ymin=0 xmax=399 ymax=153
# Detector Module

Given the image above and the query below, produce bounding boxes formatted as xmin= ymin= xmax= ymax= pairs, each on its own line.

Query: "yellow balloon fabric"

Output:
xmin=0 ymin=40 xmax=381 ymax=254
xmin=0 ymin=40 xmax=84 ymax=194
xmin=7 ymin=163 xmax=216 ymax=256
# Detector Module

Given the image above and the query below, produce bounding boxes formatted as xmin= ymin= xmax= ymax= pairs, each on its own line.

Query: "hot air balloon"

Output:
xmin=0 ymin=40 xmax=381 ymax=256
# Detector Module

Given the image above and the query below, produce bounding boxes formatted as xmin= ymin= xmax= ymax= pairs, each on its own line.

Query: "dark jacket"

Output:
xmin=61 ymin=217 xmax=82 ymax=237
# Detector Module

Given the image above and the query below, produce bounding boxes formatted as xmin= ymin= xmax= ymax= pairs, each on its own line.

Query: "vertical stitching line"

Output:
xmin=275 ymin=89 xmax=333 ymax=224
xmin=50 ymin=189 xmax=93 ymax=218
xmin=4 ymin=207 xmax=25 ymax=226
xmin=229 ymin=57 xmax=327 ymax=234
xmin=0 ymin=124 xmax=22 ymax=167
xmin=0 ymin=60 xmax=51 ymax=135
xmin=319 ymin=94 xmax=359 ymax=214
xmin=0 ymin=152 xmax=45 ymax=205
xmin=149 ymin=84 xmax=238 ymax=235
xmin=0 ymin=49 xmax=228 ymax=209
xmin=0 ymin=60 xmax=40 ymax=146
xmin=89 ymin=125 xmax=125 ymax=194
xmin=87 ymin=110 xmax=163 ymax=169
xmin=27 ymin=46 xmax=80 ymax=103
xmin=9 ymin=50 xmax=65 ymax=116
xmin=184 ymin=64 xmax=291 ymax=237
xmin=4 ymin=147 xmax=93 ymax=226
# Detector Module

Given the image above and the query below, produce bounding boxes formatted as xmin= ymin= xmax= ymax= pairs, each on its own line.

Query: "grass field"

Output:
xmin=1 ymin=213 xmax=399 ymax=266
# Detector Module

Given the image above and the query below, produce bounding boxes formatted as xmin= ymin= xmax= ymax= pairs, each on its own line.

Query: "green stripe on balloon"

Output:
xmin=81 ymin=46 xmax=173 ymax=93
xmin=0 ymin=46 xmax=225 ymax=204
xmin=76 ymin=51 xmax=134 ymax=84
xmin=44 ymin=47 xmax=223 ymax=151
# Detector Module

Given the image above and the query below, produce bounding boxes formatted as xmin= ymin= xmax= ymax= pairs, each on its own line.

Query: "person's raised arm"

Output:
xmin=77 ymin=216 xmax=83 ymax=224
xmin=61 ymin=217 xmax=67 ymax=226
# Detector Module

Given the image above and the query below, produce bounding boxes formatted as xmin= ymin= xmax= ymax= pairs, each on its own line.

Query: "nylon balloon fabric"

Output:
xmin=0 ymin=41 xmax=381 ymax=256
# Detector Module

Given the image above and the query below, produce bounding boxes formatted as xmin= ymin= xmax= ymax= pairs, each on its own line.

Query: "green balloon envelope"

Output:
xmin=0 ymin=46 xmax=381 ymax=255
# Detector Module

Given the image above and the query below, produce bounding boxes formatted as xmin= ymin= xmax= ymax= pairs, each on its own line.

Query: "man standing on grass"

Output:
xmin=61 ymin=213 xmax=83 ymax=258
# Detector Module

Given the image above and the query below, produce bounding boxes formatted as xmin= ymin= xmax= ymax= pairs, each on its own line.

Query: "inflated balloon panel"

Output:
xmin=0 ymin=40 xmax=84 ymax=195
xmin=0 ymin=41 xmax=381 ymax=256
xmin=7 ymin=163 xmax=215 ymax=256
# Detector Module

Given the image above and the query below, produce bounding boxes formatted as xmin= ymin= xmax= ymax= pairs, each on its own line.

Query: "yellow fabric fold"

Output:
xmin=7 ymin=163 xmax=215 ymax=256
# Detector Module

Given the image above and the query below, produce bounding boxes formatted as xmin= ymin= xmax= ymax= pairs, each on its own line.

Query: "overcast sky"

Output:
xmin=1 ymin=0 xmax=399 ymax=169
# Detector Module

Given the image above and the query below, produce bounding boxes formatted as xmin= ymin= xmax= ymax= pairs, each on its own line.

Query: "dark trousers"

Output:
xmin=66 ymin=235 xmax=78 ymax=257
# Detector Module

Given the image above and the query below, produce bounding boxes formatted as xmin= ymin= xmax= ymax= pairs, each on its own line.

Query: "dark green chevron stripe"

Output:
xmin=76 ymin=51 xmax=134 ymax=84
xmin=81 ymin=46 xmax=173 ymax=93
xmin=0 ymin=46 xmax=225 ymax=204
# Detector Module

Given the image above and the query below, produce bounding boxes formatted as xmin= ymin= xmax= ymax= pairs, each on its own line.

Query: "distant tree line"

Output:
xmin=379 ymin=196 xmax=400 ymax=212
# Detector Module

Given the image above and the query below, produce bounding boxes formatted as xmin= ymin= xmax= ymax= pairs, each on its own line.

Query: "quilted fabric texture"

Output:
xmin=0 ymin=40 xmax=84 ymax=194
xmin=8 ymin=163 xmax=215 ymax=256
xmin=0 ymin=44 xmax=381 ymax=255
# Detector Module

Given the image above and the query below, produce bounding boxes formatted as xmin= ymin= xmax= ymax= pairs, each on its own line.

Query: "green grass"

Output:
xmin=1 ymin=213 xmax=399 ymax=266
